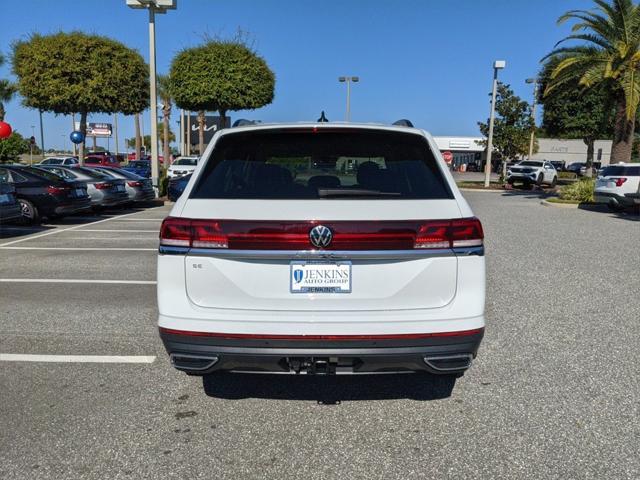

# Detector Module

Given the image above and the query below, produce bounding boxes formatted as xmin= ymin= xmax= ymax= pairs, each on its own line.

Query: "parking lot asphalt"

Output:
xmin=1 ymin=196 xmax=639 ymax=479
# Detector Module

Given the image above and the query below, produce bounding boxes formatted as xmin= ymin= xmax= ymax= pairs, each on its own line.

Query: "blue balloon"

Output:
xmin=70 ymin=131 xmax=85 ymax=144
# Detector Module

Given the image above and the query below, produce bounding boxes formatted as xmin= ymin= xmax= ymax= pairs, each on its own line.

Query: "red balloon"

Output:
xmin=0 ymin=121 xmax=12 ymax=139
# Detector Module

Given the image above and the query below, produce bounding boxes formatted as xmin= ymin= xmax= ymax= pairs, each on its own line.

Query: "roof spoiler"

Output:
xmin=392 ymin=119 xmax=414 ymax=127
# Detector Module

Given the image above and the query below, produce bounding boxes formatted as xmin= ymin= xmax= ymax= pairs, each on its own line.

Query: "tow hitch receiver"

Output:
xmin=285 ymin=357 xmax=339 ymax=375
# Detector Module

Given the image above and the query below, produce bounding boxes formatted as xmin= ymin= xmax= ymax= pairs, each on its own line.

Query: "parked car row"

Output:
xmin=0 ymin=164 xmax=156 ymax=225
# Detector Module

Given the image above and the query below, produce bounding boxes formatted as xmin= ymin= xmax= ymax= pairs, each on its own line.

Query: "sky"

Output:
xmin=0 ymin=0 xmax=593 ymax=151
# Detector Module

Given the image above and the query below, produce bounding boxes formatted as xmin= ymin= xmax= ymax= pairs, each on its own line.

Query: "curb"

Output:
xmin=459 ymin=188 xmax=504 ymax=193
xmin=541 ymin=199 xmax=580 ymax=209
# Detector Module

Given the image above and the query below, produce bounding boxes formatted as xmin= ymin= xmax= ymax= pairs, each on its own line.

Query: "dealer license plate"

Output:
xmin=290 ymin=261 xmax=352 ymax=293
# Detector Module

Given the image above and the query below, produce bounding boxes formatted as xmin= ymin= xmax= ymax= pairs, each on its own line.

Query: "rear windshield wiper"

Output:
xmin=317 ymin=189 xmax=402 ymax=198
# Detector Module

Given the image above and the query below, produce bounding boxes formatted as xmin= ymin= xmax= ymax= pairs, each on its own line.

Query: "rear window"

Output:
xmin=76 ymin=167 xmax=112 ymax=179
xmin=190 ymin=129 xmax=452 ymax=199
xmin=25 ymin=167 xmax=65 ymax=182
xmin=173 ymin=158 xmax=197 ymax=166
xmin=600 ymin=165 xmax=640 ymax=177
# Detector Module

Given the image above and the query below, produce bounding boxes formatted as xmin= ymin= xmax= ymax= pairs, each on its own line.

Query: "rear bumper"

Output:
xmin=51 ymin=198 xmax=91 ymax=215
xmin=159 ymin=327 xmax=484 ymax=375
xmin=133 ymin=189 xmax=156 ymax=202
xmin=594 ymin=191 xmax=635 ymax=207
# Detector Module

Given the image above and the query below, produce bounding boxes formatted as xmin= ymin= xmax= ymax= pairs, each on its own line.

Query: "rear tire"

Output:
xmin=18 ymin=199 xmax=40 ymax=225
xmin=550 ymin=176 xmax=557 ymax=187
xmin=536 ymin=173 xmax=543 ymax=186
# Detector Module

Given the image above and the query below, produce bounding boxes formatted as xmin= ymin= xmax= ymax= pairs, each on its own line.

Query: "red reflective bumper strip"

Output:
xmin=159 ymin=327 xmax=484 ymax=340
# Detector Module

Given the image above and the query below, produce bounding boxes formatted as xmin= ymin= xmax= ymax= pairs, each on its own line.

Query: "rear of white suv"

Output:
xmin=157 ymin=123 xmax=485 ymax=376
xmin=594 ymin=163 xmax=640 ymax=210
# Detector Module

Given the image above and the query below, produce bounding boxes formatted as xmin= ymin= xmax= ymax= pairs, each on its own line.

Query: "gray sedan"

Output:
xmin=35 ymin=166 xmax=129 ymax=209
xmin=93 ymin=167 xmax=156 ymax=203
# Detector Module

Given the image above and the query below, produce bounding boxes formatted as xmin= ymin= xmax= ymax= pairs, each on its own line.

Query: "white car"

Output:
xmin=507 ymin=160 xmax=558 ymax=187
xmin=39 ymin=156 xmax=79 ymax=167
xmin=167 ymin=156 xmax=198 ymax=179
xmin=594 ymin=163 xmax=640 ymax=210
xmin=157 ymin=122 xmax=486 ymax=377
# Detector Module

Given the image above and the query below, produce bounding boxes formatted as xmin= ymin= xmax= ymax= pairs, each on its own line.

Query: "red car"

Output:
xmin=84 ymin=155 xmax=121 ymax=167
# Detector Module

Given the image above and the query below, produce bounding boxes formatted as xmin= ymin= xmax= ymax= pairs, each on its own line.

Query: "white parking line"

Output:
xmin=113 ymin=218 xmax=163 ymax=222
xmin=0 ymin=247 xmax=156 ymax=251
xmin=0 ymin=208 xmax=164 ymax=247
xmin=0 ymin=354 xmax=156 ymax=364
xmin=0 ymin=278 xmax=156 ymax=284
xmin=66 ymin=229 xmax=159 ymax=233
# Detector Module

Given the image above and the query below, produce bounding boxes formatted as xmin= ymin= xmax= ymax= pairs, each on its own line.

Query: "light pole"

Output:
xmin=338 ymin=76 xmax=359 ymax=121
xmin=30 ymin=125 xmax=35 ymax=164
xmin=525 ymin=77 xmax=539 ymax=160
xmin=484 ymin=60 xmax=506 ymax=188
xmin=126 ymin=0 xmax=176 ymax=190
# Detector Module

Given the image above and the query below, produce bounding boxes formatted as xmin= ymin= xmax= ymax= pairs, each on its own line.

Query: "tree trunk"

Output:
xmin=610 ymin=97 xmax=635 ymax=164
xmin=198 ymin=110 xmax=205 ymax=155
xmin=218 ymin=109 xmax=227 ymax=130
xmin=78 ymin=110 xmax=87 ymax=165
xmin=134 ymin=113 xmax=142 ymax=161
xmin=0 ymin=102 xmax=5 ymax=122
xmin=584 ymin=138 xmax=594 ymax=178
xmin=163 ymin=106 xmax=171 ymax=165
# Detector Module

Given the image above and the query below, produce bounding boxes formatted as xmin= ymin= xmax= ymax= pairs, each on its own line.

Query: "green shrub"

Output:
xmin=558 ymin=171 xmax=578 ymax=180
xmin=558 ymin=178 xmax=595 ymax=202
xmin=158 ymin=167 xmax=169 ymax=197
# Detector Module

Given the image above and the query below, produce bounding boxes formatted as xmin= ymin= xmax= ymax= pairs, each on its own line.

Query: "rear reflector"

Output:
xmin=159 ymin=327 xmax=484 ymax=340
xmin=159 ymin=217 xmax=484 ymax=250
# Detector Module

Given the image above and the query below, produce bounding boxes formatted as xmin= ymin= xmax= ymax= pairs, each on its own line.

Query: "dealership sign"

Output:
xmin=73 ymin=122 xmax=113 ymax=137
xmin=185 ymin=115 xmax=231 ymax=145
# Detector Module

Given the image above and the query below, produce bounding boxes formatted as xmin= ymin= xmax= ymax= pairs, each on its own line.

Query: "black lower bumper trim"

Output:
xmin=160 ymin=329 xmax=483 ymax=375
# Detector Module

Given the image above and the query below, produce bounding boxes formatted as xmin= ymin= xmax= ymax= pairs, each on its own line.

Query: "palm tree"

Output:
xmin=157 ymin=75 xmax=173 ymax=164
xmin=0 ymin=53 xmax=17 ymax=122
xmin=544 ymin=0 xmax=640 ymax=163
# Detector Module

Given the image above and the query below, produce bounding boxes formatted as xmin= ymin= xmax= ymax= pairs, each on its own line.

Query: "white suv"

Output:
xmin=594 ymin=163 xmax=640 ymax=210
xmin=157 ymin=122 xmax=485 ymax=376
xmin=167 ymin=156 xmax=198 ymax=179
xmin=507 ymin=160 xmax=558 ymax=187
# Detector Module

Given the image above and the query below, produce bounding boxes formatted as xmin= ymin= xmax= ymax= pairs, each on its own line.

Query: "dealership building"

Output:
xmin=432 ymin=136 xmax=613 ymax=168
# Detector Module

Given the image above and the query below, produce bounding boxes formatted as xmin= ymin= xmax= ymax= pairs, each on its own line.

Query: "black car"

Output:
xmin=167 ymin=173 xmax=191 ymax=202
xmin=0 ymin=178 xmax=22 ymax=223
xmin=550 ymin=161 xmax=565 ymax=172
xmin=0 ymin=165 xmax=91 ymax=224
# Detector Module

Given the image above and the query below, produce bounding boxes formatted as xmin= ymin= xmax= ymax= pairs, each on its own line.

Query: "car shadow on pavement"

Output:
xmin=202 ymin=372 xmax=456 ymax=403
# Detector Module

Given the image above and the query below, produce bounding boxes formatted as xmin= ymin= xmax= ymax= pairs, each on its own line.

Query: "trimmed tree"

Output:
xmin=478 ymin=83 xmax=535 ymax=169
xmin=12 ymin=32 xmax=148 ymax=163
xmin=169 ymin=40 xmax=275 ymax=154
xmin=539 ymin=57 xmax=615 ymax=176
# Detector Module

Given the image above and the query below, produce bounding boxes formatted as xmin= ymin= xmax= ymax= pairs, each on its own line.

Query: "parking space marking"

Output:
xmin=0 ymin=278 xmax=156 ymax=284
xmin=0 ymin=208 xmax=165 ymax=247
xmin=113 ymin=218 xmax=163 ymax=222
xmin=67 ymin=229 xmax=159 ymax=233
xmin=0 ymin=247 xmax=156 ymax=251
xmin=0 ymin=354 xmax=156 ymax=364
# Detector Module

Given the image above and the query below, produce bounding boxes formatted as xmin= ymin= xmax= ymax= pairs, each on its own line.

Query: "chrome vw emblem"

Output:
xmin=309 ymin=225 xmax=333 ymax=248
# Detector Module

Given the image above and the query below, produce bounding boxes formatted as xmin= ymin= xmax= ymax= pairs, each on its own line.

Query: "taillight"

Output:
xmin=127 ymin=181 xmax=143 ymax=187
xmin=449 ymin=218 xmax=484 ymax=248
xmin=159 ymin=217 xmax=191 ymax=247
xmin=159 ymin=218 xmax=484 ymax=250
xmin=612 ymin=177 xmax=627 ymax=187
xmin=94 ymin=182 xmax=113 ymax=189
xmin=46 ymin=185 xmax=70 ymax=195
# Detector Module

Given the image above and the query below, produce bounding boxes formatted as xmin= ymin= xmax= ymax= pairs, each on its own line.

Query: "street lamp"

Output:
xmin=525 ymin=77 xmax=539 ymax=160
xmin=126 ymin=0 xmax=176 ymax=189
xmin=338 ymin=76 xmax=359 ymax=122
xmin=484 ymin=60 xmax=506 ymax=188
